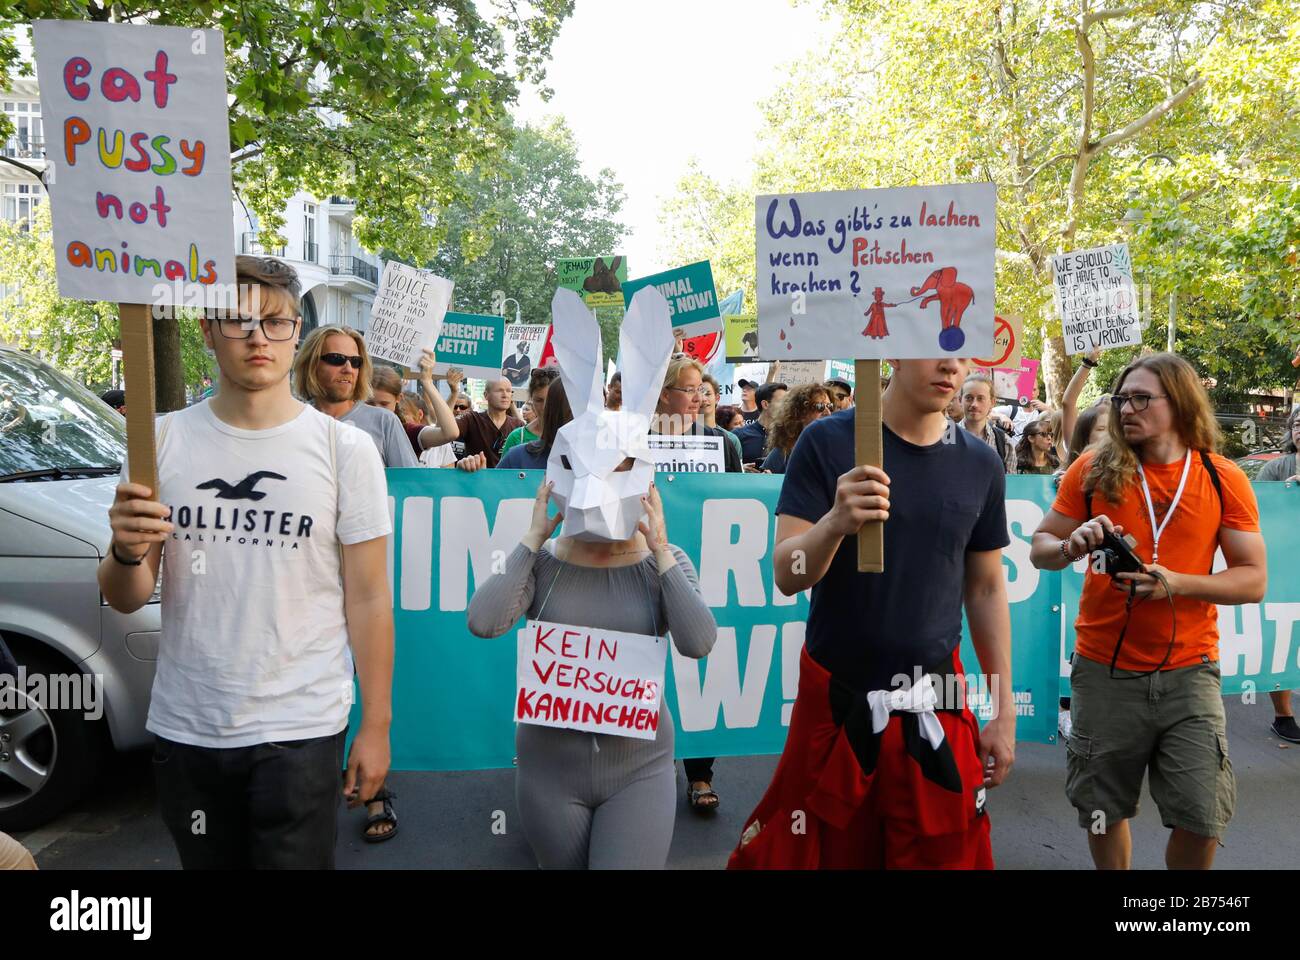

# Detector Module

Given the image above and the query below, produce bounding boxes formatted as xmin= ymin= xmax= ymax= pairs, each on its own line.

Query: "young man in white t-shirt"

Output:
xmin=98 ymin=256 xmax=394 ymax=869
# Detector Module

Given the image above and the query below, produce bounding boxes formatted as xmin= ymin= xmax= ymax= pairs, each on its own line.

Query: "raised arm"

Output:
xmin=98 ymin=481 xmax=169 ymax=613
xmin=466 ymin=480 xmax=560 ymax=637
xmin=773 ymin=465 xmax=890 ymax=595
xmin=1059 ymin=349 xmax=1100 ymax=460
xmin=639 ymin=484 xmax=716 ymax=659
xmin=416 ymin=349 xmax=461 ymax=449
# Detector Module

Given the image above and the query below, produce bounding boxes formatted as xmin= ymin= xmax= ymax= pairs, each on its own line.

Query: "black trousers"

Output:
xmin=153 ymin=730 xmax=345 ymax=869
xmin=683 ymin=757 xmax=715 ymax=783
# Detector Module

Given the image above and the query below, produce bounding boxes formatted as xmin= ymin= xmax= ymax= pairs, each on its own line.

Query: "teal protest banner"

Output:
xmin=364 ymin=472 xmax=1106 ymax=771
xmin=1059 ymin=482 xmax=1300 ymax=699
xmin=432 ymin=311 xmax=505 ymax=381
xmin=622 ymin=260 xmax=721 ymax=339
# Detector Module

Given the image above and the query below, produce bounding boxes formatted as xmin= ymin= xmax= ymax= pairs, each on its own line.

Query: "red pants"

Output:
xmin=728 ymin=647 xmax=993 ymax=870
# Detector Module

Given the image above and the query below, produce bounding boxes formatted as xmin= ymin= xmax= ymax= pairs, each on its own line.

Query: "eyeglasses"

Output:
xmin=320 ymin=353 xmax=363 ymax=369
xmin=667 ymin=386 xmax=705 ymax=397
xmin=213 ymin=316 xmax=299 ymax=341
xmin=453 ymin=403 xmax=471 ymax=413
xmin=810 ymin=403 xmax=833 ymax=413
xmin=1110 ymin=392 xmax=1167 ymax=413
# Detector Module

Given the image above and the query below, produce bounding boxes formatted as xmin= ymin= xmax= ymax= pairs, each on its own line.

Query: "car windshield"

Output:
xmin=0 ymin=349 xmax=126 ymax=479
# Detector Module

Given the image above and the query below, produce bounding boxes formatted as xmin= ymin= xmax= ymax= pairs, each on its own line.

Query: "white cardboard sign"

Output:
xmin=33 ymin=20 xmax=236 ymax=307
xmin=1051 ymin=243 xmax=1141 ymax=355
xmin=367 ymin=261 xmax=454 ymax=368
xmin=515 ymin=619 xmax=665 ymax=740
xmin=755 ymin=183 xmax=996 ymax=360
xmin=648 ymin=434 xmax=726 ymax=474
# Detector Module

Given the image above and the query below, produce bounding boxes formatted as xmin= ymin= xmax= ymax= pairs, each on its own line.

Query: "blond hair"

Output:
xmin=657 ymin=356 xmax=706 ymax=412
xmin=292 ymin=325 xmax=372 ymax=405
xmin=1086 ymin=352 xmax=1221 ymax=504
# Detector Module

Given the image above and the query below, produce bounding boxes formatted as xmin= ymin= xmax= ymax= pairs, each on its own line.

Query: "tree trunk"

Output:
xmin=1041 ymin=329 xmax=1075 ymax=409
xmin=152 ymin=317 xmax=187 ymax=412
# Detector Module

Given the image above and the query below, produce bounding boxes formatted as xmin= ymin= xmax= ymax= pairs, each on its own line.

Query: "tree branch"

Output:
xmin=1090 ymin=75 xmax=1206 ymax=152
xmin=1010 ymin=152 xmax=1076 ymax=187
xmin=1082 ymin=5 xmax=1139 ymax=28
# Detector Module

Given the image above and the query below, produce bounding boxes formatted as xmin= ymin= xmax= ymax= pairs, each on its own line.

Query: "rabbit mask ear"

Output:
xmin=549 ymin=288 xmax=605 ymax=415
xmin=618 ymin=286 xmax=675 ymax=419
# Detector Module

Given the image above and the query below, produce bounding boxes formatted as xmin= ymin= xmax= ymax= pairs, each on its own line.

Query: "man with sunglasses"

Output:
xmin=98 ymin=256 xmax=394 ymax=868
xmin=1030 ymin=352 xmax=1265 ymax=870
xmin=292 ymin=327 xmax=418 ymax=469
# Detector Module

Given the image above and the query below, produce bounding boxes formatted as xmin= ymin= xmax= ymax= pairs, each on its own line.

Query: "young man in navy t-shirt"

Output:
xmin=729 ymin=356 xmax=1015 ymax=869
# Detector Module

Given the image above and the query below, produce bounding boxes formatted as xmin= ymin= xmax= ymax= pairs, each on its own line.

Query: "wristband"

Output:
xmin=110 ymin=541 xmax=146 ymax=566
xmin=1060 ymin=538 xmax=1082 ymax=563
xmin=1081 ymin=358 xmax=1098 ymax=369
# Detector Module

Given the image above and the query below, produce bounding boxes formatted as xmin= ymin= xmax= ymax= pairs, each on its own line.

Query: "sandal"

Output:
xmin=362 ymin=786 xmax=398 ymax=843
xmin=687 ymin=781 xmax=719 ymax=814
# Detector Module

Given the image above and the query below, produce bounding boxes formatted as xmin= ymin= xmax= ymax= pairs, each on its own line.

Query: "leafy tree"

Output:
xmin=0 ymin=1 xmax=573 ymax=407
xmin=424 ymin=117 xmax=628 ymax=357
xmin=659 ymin=0 xmax=1299 ymax=407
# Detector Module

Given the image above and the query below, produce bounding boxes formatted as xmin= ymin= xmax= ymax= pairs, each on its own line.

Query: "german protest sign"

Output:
xmin=515 ymin=620 xmax=665 ymax=741
xmin=725 ymin=313 xmax=759 ymax=363
xmin=648 ymin=434 xmax=726 ymax=474
xmin=755 ymin=183 xmax=996 ymax=360
xmin=774 ymin=360 xmax=826 ymax=388
xmin=367 ymin=262 xmax=453 ymax=369
xmin=431 ymin=311 xmax=505 ymax=382
xmin=34 ymin=20 xmax=235 ymax=308
xmin=972 ymin=314 xmax=1023 ymax=370
xmin=502 ymin=323 xmax=550 ymax=398
xmin=622 ymin=261 xmax=721 ymax=339
xmin=556 ymin=255 xmax=627 ymax=309
xmin=1051 ymin=243 xmax=1141 ymax=355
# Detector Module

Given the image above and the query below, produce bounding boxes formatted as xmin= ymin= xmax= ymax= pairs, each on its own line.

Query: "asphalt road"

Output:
xmin=18 ymin=695 xmax=1298 ymax=869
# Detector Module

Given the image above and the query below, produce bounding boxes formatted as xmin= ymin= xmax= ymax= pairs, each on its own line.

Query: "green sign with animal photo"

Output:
xmin=556 ymin=255 xmax=628 ymax=309
xmin=725 ymin=313 xmax=759 ymax=363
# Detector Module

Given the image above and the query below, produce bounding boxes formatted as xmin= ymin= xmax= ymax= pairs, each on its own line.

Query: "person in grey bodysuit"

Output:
xmin=468 ymin=480 xmax=716 ymax=868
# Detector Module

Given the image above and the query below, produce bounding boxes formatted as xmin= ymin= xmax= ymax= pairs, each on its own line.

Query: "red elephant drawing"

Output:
xmin=911 ymin=267 xmax=974 ymax=330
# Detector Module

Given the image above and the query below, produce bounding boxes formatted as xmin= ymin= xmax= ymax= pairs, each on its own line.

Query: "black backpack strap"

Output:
xmin=993 ymin=425 xmax=1008 ymax=463
xmin=1199 ymin=450 xmax=1224 ymax=514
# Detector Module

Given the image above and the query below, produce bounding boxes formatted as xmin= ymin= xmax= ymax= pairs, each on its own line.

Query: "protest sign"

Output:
xmin=34 ymin=21 xmax=236 ymax=307
xmin=622 ymin=261 xmax=721 ymax=339
xmin=1051 ymin=243 xmax=1141 ymax=354
xmin=502 ymin=323 xmax=550 ymax=398
xmin=827 ymin=359 xmax=856 ymax=388
xmin=756 ymin=183 xmax=996 ymax=573
xmin=972 ymin=314 xmax=1023 ymax=370
xmin=756 ymin=183 xmax=995 ymax=360
xmin=368 ymin=471 xmax=1298 ymax=770
xmin=34 ymin=20 xmax=238 ymax=499
xmin=556 ymin=255 xmax=627 ymax=309
xmin=430 ymin=311 xmax=505 ymax=381
xmin=777 ymin=360 xmax=827 ymax=388
xmin=993 ymin=358 xmax=1040 ymax=405
xmin=515 ymin=620 xmax=665 ymax=741
xmin=725 ymin=313 xmax=760 ymax=363
xmin=367 ymin=262 xmax=453 ymax=369
xmin=648 ymin=434 xmax=726 ymax=474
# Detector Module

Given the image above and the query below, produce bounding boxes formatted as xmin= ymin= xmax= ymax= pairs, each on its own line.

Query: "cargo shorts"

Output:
xmin=1065 ymin=653 xmax=1235 ymax=840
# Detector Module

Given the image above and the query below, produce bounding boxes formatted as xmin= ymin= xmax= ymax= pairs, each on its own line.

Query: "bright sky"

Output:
xmin=515 ymin=0 xmax=829 ymax=276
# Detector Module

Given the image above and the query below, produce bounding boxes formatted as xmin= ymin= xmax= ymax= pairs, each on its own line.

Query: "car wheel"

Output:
xmin=0 ymin=644 xmax=106 ymax=832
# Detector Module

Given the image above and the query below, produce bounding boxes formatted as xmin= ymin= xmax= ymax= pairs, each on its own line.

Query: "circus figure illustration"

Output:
xmin=862 ymin=287 xmax=896 ymax=340
xmin=911 ymin=266 xmax=974 ymax=351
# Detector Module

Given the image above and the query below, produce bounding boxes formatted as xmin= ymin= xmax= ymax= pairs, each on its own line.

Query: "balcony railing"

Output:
xmin=239 ymin=232 xmax=286 ymax=257
xmin=329 ymin=254 xmax=378 ymax=285
xmin=302 ymin=240 xmax=318 ymax=263
xmin=2 ymin=137 xmax=44 ymax=160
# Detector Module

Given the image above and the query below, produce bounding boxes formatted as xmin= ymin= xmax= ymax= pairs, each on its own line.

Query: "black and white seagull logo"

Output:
xmin=195 ymin=471 xmax=287 ymax=501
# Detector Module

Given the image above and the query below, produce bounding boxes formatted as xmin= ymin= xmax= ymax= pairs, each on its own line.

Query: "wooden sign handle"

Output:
xmin=119 ymin=303 xmax=158 ymax=498
xmin=855 ymin=359 xmax=884 ymax=573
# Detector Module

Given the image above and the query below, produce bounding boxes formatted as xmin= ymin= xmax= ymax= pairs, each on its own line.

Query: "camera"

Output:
xmin=1097 ymin=529 xmax=1144 ymax=576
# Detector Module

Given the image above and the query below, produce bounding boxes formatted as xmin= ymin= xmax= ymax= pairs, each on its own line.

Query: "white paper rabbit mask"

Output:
xmin=546 ymin=286 xmax=674 ymax=542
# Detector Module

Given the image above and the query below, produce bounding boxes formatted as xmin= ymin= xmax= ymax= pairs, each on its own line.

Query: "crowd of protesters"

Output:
xmin=33 ymin=252 xmax=1287 ymax=874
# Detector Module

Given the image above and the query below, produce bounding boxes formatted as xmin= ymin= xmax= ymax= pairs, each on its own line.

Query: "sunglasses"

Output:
xmin=811 ymin=403 xmax=833 ymax=413
xmin=320 ymin=353 xmax=363 ymax=369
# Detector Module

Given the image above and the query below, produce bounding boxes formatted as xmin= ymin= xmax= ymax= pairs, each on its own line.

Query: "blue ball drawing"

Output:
xmin=938 ymin=327 xmax=965 ymax=352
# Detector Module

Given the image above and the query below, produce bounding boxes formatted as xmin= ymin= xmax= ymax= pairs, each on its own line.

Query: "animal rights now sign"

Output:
xmin=515 ymin=620 xmax=666 ymax=741
xmin=754 ymin=183 xmax=996 ymax=360
xmin=622 ymin=261 xmax=722 ymax=339
xmin=1051 ymin=243 xmax=1141 ymax=355
xmin=33 ymin=20 xmax=236 ymax=308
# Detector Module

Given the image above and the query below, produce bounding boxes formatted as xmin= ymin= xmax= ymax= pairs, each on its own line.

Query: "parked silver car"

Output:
xmin=0 ymin=345 xmax=158 ymax=830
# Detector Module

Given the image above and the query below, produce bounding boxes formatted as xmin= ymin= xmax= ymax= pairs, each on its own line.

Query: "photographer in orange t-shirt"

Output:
xmin=1030 ymin=353 xmax=1266 ymax=870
